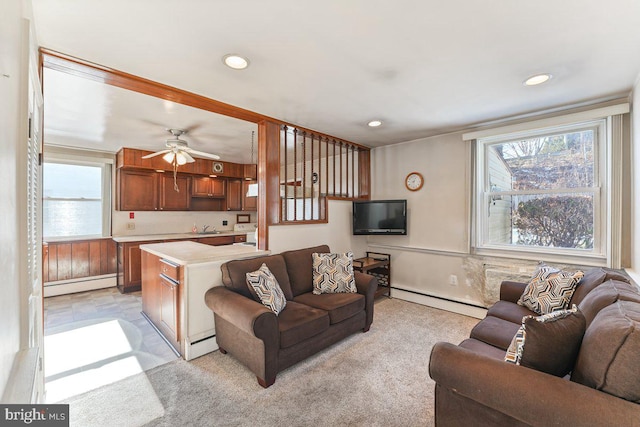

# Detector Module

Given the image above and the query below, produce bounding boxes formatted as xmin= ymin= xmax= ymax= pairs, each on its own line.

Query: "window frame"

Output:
xmin=43 ymin=152 xmax=112 ymax=240
xmin=473 ymin=119 xmax=609 ymax=264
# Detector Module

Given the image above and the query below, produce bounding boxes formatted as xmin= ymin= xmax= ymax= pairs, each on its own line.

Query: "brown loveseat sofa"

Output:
xmin=429 ymin=268 xmax=640 ymax=426
xmin=204 ymin=245 xmax=377 ymax=387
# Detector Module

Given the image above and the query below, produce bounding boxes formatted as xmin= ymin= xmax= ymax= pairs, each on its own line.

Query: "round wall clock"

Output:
xmin=405 ymin=172 xmax=424 ymax=191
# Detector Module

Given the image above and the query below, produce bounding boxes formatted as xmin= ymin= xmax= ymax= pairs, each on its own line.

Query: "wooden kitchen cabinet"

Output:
xmin=141 ymin=251 xmax=182 ymax=353
xmin=226 ymin=179 xmax=243 ymax=211
xmin=192 ymin=176 xmax=226 ymax=198
xmin=158 ymin=173 xmax=190 ymax=210
xmin=117 ymin=240 xmax=162 ymax=293
xmin=196 ymin=235 xmax=235 ymax=246
xmin=117 ymin=169 xmax=190 ymax=211
xmin=242 ymin=180 xmax=258 ymax=211
xmin=117 ymin=169 xmax=158 ymax=211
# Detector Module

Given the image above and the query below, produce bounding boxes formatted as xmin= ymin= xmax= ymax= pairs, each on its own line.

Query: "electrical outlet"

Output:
xmin=222 ymin=220 xmax=228 ymax=226
xmin=126 ymin=222 xmax=135 ymax=230
xmin=449 ymin=275 xmax=458 ymax=286
xmin=465 ymin=278 xmax=472 ymax=287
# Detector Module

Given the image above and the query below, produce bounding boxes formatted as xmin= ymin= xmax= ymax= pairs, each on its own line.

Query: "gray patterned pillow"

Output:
xmin=312 ymin=252 xmax=357 ymax=295
xmin=505 ymin=305 xmax=585 ymax=377
xmin=246 ymin=263 xmax=287 ymax=315
xmin=517 ymin=263 xmax=583 ymax=314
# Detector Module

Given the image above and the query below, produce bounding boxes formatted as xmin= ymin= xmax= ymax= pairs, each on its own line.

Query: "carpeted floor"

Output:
xmin=63 ymin=298 xmax=479 ymax=427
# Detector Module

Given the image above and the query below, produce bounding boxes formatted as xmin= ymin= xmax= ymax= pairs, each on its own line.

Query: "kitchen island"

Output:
xmin=140 ymin=241 xmax=269 ymax=360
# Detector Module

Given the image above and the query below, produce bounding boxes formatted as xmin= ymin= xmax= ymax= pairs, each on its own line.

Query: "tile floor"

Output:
xmin=43 ymin=287 xmax=179 ymax=403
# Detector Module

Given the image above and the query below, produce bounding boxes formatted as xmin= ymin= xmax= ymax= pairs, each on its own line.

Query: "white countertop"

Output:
xmin=112 ymin=230 xmax=245 ymax=243
xmin=139 ymin=240 xmax=269 ymax=265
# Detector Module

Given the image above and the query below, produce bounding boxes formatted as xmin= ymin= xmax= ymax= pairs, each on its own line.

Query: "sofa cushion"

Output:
xmin=281 ymin=245 xmax=330 ymax=297
xmin=312 ymin=252 xmax=357 ymax=295
xmin=221 ymin=254 xmax=294 ymax=301
xmin=569 ymin=267 xmax=630 ymax=306
xmin=294 ymin=292 xmax=365 ymax=324
xmin=578 ymin=280 xmax=640 ymax=327
xmin=504 ymin=305 xmax=585 ymax=377
xmin=470 ymin=316 xmax=522 ymax=350
xmin=246 ymin=263 xmax=287 ymax=315
xmin=277 ymin=301 xmax=330 ymax=349
xmin=458 ymin=338 xmax=506 ymax=361
xmin=572 ymin=301 xmax=640 ymax=403
xmin=486 ymin=300 xmax=537 ymax=324
xmin=518 ymin=264 xmax=583 ymax=314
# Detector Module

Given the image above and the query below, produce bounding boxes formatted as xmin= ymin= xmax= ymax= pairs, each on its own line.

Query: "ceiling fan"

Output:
xmin=142 ymin=128 xmax=221 ymax=165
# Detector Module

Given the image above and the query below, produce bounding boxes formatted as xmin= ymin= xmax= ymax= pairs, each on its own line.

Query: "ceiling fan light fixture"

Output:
xmin=163 ymin=152 xmax=175 ymax=164
xmin=175 ymin=152 xmax=189 ymax=166
xmin=223 ymin=54 xmax=249 ymax=70
xmin=524 ymin=73 xmax=552 ymax=86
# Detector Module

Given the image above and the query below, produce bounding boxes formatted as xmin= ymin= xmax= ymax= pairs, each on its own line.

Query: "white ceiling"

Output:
xmin=33 ymin=0 xmax=640 ymax=153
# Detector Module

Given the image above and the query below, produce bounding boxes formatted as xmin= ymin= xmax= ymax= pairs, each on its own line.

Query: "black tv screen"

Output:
xmin=352 ymin=200 xmax=407 ymax=235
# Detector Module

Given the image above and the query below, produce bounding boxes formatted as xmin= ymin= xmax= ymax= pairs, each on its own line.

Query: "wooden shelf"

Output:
xmin=353 ymin=252 xmax=391 ymax=298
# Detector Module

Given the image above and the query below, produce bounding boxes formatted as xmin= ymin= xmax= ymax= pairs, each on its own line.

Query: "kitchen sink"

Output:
xmin=197 ymin=231 xmax=222 ymax=235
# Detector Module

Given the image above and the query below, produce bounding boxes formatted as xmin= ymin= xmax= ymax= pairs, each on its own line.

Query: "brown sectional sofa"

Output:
xmin=204 ymin=245 xmax=377 ymax=387
xmin=429 ymin=267 xmax=640 ymax=426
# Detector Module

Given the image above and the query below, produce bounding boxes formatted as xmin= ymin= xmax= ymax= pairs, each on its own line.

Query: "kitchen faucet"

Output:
xmin=202 ymin=225 xmax=210 ymax=233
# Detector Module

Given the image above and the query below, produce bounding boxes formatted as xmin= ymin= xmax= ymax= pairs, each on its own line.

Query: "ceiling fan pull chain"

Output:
xmin=173 ymin=157 xmax=180 ymax=192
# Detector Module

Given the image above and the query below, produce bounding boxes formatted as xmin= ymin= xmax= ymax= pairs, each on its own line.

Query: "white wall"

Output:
xmin=369 ymin=132 xmax=489 ymax=308
xmin=268 ymin=199 xmax=368 ymax=255
xmin=112 ymin=210 xmax=256 ymax=236
xmin=1 ymin=0 xmax=31 ymax=399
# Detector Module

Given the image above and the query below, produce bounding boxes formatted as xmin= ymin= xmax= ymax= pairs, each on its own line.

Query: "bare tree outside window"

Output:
xmin=485 ymin=128 xmax=597 ymax=250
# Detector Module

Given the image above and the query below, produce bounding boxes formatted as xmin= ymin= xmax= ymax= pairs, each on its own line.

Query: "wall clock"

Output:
xmin=405 ymin=172 xmax=424 ymax=191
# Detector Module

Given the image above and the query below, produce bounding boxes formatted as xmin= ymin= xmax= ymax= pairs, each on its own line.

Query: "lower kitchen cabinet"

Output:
xmin=141 ymin=251 xmax=182 ymax=353
xmin=117 ymin=240 xmax=162 ymax=293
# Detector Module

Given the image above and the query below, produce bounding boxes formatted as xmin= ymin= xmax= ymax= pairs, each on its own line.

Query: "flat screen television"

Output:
xmin=352 ymin=199 xmax=407 ymax=235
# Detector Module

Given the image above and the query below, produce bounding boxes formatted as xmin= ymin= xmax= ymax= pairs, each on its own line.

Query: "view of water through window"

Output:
xmin=43 ymin=163 xmax=103 ymax=238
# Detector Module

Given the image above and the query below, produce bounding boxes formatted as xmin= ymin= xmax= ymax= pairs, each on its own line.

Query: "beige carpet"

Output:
xmin=63 ymin=298 xmax=479 ymax=427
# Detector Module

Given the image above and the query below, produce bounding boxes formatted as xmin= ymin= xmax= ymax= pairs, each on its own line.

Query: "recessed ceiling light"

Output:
xmin=524 ymin=73 xmax=552 ymax=86
xmin=223 ymin=54 xmax=249 ymax=70
xmin=368 ymin=120 xmax=382 ymax=127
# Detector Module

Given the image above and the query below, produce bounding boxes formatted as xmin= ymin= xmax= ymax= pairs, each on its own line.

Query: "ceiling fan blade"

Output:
xmin=187 ymin=149 xmax=221 ymax=160
xmin=183 ymin=122 xmax=205 ymax=134
xmin=142 ymin=149 xmax=171 ymax=159
xmin=180 ymin=151 xmax=196 ymax=163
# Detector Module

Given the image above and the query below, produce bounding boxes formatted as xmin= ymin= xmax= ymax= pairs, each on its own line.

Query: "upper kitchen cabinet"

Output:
xmin=192 ymin=176 xmax=226 ymax=198
xmin=117 ymin=169 xmax=191 ymax=211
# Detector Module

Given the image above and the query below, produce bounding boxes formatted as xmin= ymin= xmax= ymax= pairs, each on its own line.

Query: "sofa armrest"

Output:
xmin=429 ymin=342 xmax=640 ymax=426
xmin=355 ymin=271 xmax=377 ymax=330
xmin=204 ymin=286 xmax=277 ymax=340
xmin=499 ymin=280 xmax=527 ymax=303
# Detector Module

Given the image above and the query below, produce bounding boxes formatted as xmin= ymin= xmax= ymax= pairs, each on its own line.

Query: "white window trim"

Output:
xmin=472 ymin=116 xmax=618 ymax=267
xmin=43 ymin=149 xmax=113 ymax=240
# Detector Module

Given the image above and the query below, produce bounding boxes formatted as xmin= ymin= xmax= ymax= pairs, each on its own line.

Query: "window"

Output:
xmin=43 ymin=160 xmax=111 ymax=238
xmin=475 ymin=119 xmax=607 ymax=260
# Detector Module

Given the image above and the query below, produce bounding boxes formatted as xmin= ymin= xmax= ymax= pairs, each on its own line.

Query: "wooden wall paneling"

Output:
xmin=99 ymin=239 xmax=109 ymax=274
xmin=43 ymin=243 xmax=49 ymax=283
xmin=107 ymin=239 xmax=117 ymax=273
xmin=89 ymin=240 xmax=102 ymax=276
xmin=47 ymin=244 xmax=57 ymax=282
xmin=56 ymin=243 xmax=72 ymax=281
xmin=71 ymin=242 xmax=90 ymax=279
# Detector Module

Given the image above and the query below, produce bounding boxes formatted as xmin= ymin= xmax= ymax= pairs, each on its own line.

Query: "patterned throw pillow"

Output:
xmin=246 ymin=263 xmax=287 ymax=315
xmin=517 ymin=263 xmax=584 ymax=314
xmin=312 ymin=252 xmax=357 ymax=295
xmin=505 ymin=305 xmax=586 ymax=377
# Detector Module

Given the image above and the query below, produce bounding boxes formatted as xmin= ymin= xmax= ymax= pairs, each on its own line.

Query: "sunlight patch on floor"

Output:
xmin=44 ymin=319 xmax=144 ymax=403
